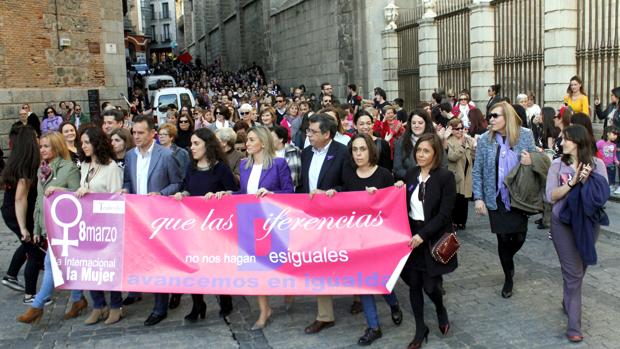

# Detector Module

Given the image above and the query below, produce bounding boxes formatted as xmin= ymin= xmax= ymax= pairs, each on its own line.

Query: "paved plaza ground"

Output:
xmin=0 ymin=199 xmax=619 ymax=349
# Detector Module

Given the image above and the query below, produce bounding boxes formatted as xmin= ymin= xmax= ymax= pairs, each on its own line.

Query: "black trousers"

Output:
xmin=452 ymin=194 xmax=469 ymax=226
xmin=5 ymin=219 xmax=44 ymax=295
xmin=190 ymin=294 xmax=232 ymax=314
xmin=408 ymin=269 xmax=448 ymax=338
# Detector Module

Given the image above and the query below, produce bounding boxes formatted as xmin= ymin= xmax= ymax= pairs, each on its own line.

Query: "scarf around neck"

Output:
xmin=495 ymin=133 xmax=519 ymax=210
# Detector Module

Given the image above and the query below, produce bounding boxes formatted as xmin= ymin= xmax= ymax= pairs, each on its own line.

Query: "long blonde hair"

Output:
xmin=41 ymin=131 xmax=71 ymax=161
xmin=489 ymin=102 xmax=522 ymax=147
xmin=244 ymin=125 xmax=276 ymax=170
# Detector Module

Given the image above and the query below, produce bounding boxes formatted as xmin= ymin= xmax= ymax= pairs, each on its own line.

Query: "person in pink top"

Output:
xmin=595 ymin=126 xmax=619 ymax=187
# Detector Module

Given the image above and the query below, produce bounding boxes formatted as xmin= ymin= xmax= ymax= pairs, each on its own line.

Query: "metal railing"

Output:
xmin=396 ymin=7 xmax=424 ymax=110
xmin=493 ymin=0 xmax=545 ymax=105
xmin=577 ymin=0 xmax=620 ymax=110
xmin=437 ymin=7 xmax=470 ymax=97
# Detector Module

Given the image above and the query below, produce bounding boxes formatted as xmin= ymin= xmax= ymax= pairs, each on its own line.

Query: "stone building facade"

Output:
xmin=177 ymin=0 xmax=416 ymax=101
xmin=0 ymin=0 xmax=127 ymax=151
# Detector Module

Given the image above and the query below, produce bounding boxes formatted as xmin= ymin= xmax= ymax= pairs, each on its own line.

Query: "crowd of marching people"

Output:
xmin=0 ymin=60 xmax=614 ymax=347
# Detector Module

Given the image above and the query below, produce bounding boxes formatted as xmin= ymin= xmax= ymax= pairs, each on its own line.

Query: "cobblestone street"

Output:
xmin=0 ymin=199 xmax=619 ymax=349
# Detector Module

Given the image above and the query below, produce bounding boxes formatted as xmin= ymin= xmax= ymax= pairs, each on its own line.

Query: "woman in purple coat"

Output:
xmin=216 ymin=125 xmax=294 ymax=330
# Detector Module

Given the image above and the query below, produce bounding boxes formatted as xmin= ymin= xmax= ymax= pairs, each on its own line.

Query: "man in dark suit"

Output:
xmin=122 ymin=115 xmax=182 ymax=326
xmin=298 ymin=113 xmax=347 ymax=334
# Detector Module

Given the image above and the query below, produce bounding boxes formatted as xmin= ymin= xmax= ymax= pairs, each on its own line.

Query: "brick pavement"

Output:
xmin=0 ymin=199 xmax=619 ymax=349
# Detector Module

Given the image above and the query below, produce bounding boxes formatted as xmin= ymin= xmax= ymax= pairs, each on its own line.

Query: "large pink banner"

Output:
xmin=44 ymin=187 xmax=411 ymax=295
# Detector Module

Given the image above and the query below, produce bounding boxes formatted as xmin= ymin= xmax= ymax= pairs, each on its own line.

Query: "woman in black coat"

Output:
xmin=396 ymin=133 xmax=457 ymax=349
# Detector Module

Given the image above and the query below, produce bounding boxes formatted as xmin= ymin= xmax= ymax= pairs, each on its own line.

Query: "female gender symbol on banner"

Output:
xmin=50 ymin=194 xmax=82 ymax=257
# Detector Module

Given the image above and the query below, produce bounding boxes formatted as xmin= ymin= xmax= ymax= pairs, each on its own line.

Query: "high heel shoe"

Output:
xmin=501 ymin=278 xmax=513 ymax=298
xmin=184 ymin=301 xmax=206 ymax=322
xmin=439 ymin=323 xmax=450 ymax=335
xmin=407 ymin=326 xmax=429 ymax=349
xmin=17 ymin=307 xmax=43 ymax=324
xmin=251 ymin=309 xmax=272 ymax=331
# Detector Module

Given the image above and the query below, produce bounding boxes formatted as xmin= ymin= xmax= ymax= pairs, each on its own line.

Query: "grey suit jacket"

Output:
xmin=123 ymin=142 xmax=182 ymax=195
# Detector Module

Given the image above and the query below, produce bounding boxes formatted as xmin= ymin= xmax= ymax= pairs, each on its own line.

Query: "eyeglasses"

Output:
xmin=239 ymin=112 xmax=249 ymax=115
xmin=459 ymin=98 xmax=468 ymax=101
xmin=179 ymin=119 xmax=190 ymax=124
xmin=453 ymin=127 xmax=464 ymax=131
xmin=75 ymin=109 xmax=81 ymax=111
xmin=276 ymin=99 xmax=284 ymax=103
xmin=489 ymin=113 xmax=502 ymax=119
xmin=306 ymin=128 xmax=321 ymax=135
xmin=215 ymin=111 xmax=223 ymax=115
xmin=417 ymin=182 xmax=426 ymax=203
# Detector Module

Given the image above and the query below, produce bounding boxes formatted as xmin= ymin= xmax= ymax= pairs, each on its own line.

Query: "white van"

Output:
xmin=146 ymin=75 xmax=176 ymax=106
xmin=153 ymin=87 xmax=196 ymax=126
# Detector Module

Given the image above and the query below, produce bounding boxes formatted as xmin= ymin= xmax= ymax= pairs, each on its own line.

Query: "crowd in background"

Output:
xmin=0 ymin=60 xmax=614 ymax=347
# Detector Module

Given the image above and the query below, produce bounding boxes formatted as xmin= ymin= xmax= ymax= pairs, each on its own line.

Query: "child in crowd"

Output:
xmin=596 ymin=126 xmax=619 ymax=189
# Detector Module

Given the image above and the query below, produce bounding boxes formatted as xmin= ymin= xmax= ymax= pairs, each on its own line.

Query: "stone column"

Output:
xmin=469 ymin=0 xmax=494 ymax=108
xmin=381 ymin=1 xmax=400 ymax=100
xmin=417 ymin=16 xmax=438 ymax=104
xmin=544 ymin=0 xmax=578 ymax=106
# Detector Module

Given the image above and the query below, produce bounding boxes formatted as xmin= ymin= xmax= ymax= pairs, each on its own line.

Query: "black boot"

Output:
xmin=184 ymin=301 xmax=206 ymax=322
xmin=169 ymin=294 xmax=182 ymax=309
xmin=501 ymin=271 xmax=514 ymax=298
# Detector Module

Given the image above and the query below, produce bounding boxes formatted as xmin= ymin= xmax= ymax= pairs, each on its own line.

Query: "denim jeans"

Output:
xmin=32 ymin=253 xmax=53 ymax=309
xmin=360 ymin=292 xmax=399 ymax=329
xmin=90 ymin=290 xmax=123 ymax=309
xmin=607 ymin=165 xmax=617 ymax=186
xmin=32 ymin=253 xmax=83 ymax=308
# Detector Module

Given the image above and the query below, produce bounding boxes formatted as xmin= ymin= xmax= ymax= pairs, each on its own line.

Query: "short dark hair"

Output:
xmin=132 ymin=115 xmax=156 ymax=130
xmin=347 ymin=84 xmax=357 ymax=92
xmin=414 ymin=133 xmax=444 ymax=170
xmin=78 ymin=126 xmax=115 ymax=165
xmin=374 ymin=87 xmax=387 ymax=100
xmin=271 ymin=125 xmax=289 ymax=144
xmin=439 ymin=102 xmax=452 ymax=113
xmin=348 ymin=133 xmax=378 ymax=167
xmin=353 ymin=109 xmax=374 ymax=125
xmin=394 ymin=98 xmax=404 ymax=107
xmin=603 ymin=126 xmax=619 ymax=141
xmin=320 ymin=82 xmax=331 ymax=90
xmin=432 ymin=92 xmax=442 ymax=104
xmin=102 ymin=109 xmax=123 ymax=123
xmin=308 ymin=113 xmax=337 ymax=139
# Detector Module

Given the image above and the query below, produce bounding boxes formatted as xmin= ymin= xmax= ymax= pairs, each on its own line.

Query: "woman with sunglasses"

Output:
xmin=40 ymin=107 xmax=63 ymax=134
xmin=451 ymin=93 xmax=475 ymax=128
xmin=208 ymin=105 xmax=234 ymax=131
xmin=445 ymin=118 xmax=475 ymax=230
xmin=395 ymin=133 xmax=457 ymax=349
xmin=74 ymin=127 xmax=124 ymax=325
xmin=175 ymin=114 xmax=195 ymax=150
xmin=473 ymin=102 xmax=537 ymax=299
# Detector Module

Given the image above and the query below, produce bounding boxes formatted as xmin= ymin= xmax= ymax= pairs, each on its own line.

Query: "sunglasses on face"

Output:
xmin=459 ymin=98 xmax=468 ymax=101
xmin=276 ymin=99 xmax=284 ymax=103
xmin=179 ymin=120 xmax=189 ymax=124
xmin=489 ymin=113 xmax=502 ymax=119
xmin=239 ymin=112 xmax=249 ymax=115
xmin=215 ymin=111 xmax=222 ymax=115
xmin=453 ymin=127 xmax=464 ymax=131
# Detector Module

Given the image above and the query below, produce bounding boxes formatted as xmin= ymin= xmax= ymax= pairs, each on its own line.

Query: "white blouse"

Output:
xmin=409 ymin=175 xmax=427 ymax=221
xmin=246 ymin=164 xmax=262 ymax=194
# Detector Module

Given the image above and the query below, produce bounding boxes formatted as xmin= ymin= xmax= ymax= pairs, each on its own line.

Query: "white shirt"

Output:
xmin=409 ymin=175 xmax=427 ymax=221
xmin=304 ymin=133 xmax=350 ymax=149
xmin=526 ymin=104 xmax=542 ymax=119
xmin=308 ymin=141 xmax=332 ymax=192
xmin=135 ymin=141 xmax=155 ymax=195
xmin=275 ymin=148 xmax=286 ymax=158
xmin=246 ymin=164 xmax=262 ymax=194
xmin=215 ymin=120 xmax=232 ymax=129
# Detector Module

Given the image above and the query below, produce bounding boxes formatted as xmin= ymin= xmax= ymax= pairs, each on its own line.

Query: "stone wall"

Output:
xmin=0 ymin=0 xmax=127 ymax=152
